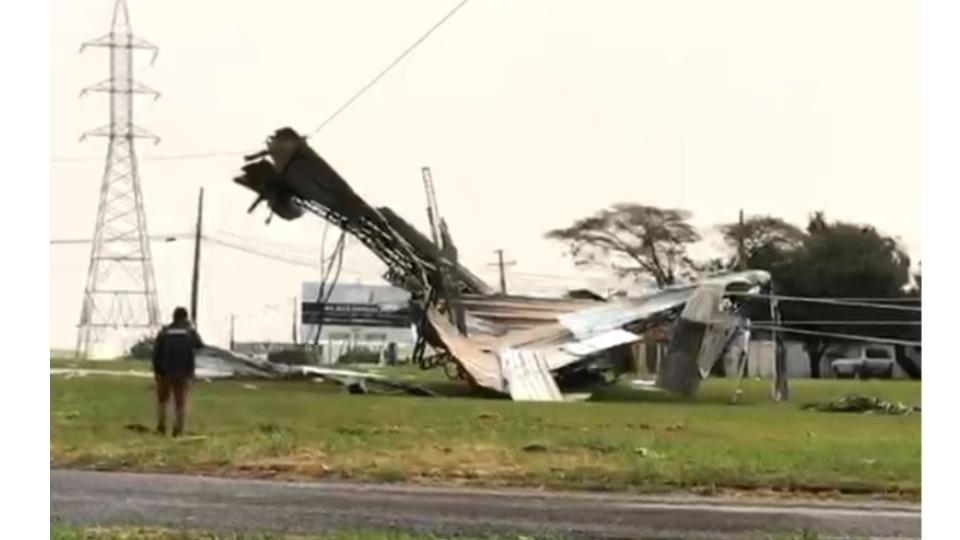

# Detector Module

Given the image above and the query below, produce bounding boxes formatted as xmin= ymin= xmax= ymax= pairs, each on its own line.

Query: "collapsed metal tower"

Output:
xmin=76 ymin=0 xmax=161 ymax=358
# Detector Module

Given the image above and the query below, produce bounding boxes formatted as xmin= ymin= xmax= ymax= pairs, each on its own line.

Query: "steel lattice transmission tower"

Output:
xmin=76 ymin=0 xmax=162 ymax=358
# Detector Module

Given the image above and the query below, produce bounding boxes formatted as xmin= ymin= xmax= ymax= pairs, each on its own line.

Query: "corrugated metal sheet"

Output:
xmin=557 ymin=271 xmax=771 ymax=339
xmin=558 ymin=288 xmax=693 ymax=339
xmin=499 ymin=348 xmax=563 ymax=401
xmin=458 ymin=295 xmax=601 ymax=330
xmin=428 ymin=308 xmax=504 ymax=392
xmin=656 ymin=284 xmax=738 ymax=395
xmin=562 ymin=329 xmax=641 ymax=357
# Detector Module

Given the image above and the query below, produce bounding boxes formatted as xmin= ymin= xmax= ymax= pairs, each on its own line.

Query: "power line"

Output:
xmin=730 ymin=292 xmax=922 ymax=312
xmin=209 ymin=232 xmax=372 ymax=277
xmin=51 ymin=149 xmax=250 ymax=164
xmin=52 ymin=231 xmax=376 ymax=277
xmin=204 ymin=236 xmax=322 ymax=269
xmin=511 ymin=272 xmax=593 ymax=282
xmin=779 ymin=320 xmax=921 ymax=326
xmin=749 ymin=324 xmax=922 ymax=348
xmin=311 ymin=231 xmax=348 ymax=347
xmin=798 ymin=297 xmax=921 ymax=303
xmin=204 ymin=235 xmax=373 ymax=280
xmin=214 ymin=299 xmax=293 ymax=324
xmin=306 ymin=0 xmax=473 ymax=137
xmin=214 ymin=229 xmax=356 ymax=259
xmin=50 ymin=233 xmax=192 ymax=245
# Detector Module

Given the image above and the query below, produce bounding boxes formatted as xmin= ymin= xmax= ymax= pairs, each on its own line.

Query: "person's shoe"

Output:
xmin=155 ymin=424 xmax=166 ymax=436
xmin=172 ymin=426 xmax=183 ymax=438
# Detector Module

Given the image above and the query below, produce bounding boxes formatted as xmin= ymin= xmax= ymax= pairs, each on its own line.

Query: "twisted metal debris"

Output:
xmin=233 ymin=128 xmax=773 ymax=400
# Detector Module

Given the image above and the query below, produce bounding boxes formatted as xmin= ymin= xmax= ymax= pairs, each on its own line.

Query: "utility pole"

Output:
xmin=189 ymin=187 xmax=204 ymax=327
xmin=229 ymin=314 xmax=236 ymax=351
xmin=489 ymin=249 xmax=517 ymax=295
xmin=291 ymin=296 xmax=299 ymax=345
xmin=75 ymin=0 xmax=161 ymax=358
xmin=421 ymin=167 xmax=442 ymax=247
xmin=769 ymin=284 xmax=789 ymax=402
xmin=737 ymin=209 xmax=747 ymax=270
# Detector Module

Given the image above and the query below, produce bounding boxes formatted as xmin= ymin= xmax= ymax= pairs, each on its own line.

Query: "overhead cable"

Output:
xmin=50 ymin=233 xmax=192 ymax=245
xmin=204 ymin=236 xmax=319 ymax=268
xmin=216 ymin=229 xmax=331 ymax=256
xmin=312 ymin=230 xmax=348 ymax=346
xmin=306 ymin=0 xmax=473 ymax=137
xmin=777 ymin=320 xmax=921 ymax=326
xmin=749 ymin=324 xmax=922 ymax=348
xmin=729 ymin=292 xmax=922 ymax=312
xmin=51 ymin=150 xmax=250 ymax=164
xmin=205 ymin=234 xmax=373 ymax=281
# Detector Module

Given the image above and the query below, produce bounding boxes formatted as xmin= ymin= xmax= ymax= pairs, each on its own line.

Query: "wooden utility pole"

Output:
xmin=769 ymin=284 xmax=788 ymax=401
xmin=489 ymin=249 xmax=517 ymax=295
xmin=291 ymin=296 xmax=299 ymax=345
xmin=421 ymin=167 xmax=442 ymax=247
xmin=737 ymin=209 xmax=746 ymax=270
xmin=229 ymin=314 xmax=236 ymax=351
xmin=189 ymin=187 xmax=204 ymax=327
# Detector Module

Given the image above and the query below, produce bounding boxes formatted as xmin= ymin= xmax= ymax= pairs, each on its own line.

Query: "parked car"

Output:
xmin=825 ymin=344 xmax=895 ymax=379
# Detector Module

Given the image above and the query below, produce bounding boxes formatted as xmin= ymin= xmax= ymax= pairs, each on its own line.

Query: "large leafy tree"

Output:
xmin=546 ymin=204 xmax=700 ymax=288
xmin=709 ymin=212 xmax=918 ymax=378
xmin=778 ymin=214 xmax=910 ymax=297
xmin=719 ymin=215 xmax=806 ymax=270
xmin=772 ymin=213 xmax=917 ymax=377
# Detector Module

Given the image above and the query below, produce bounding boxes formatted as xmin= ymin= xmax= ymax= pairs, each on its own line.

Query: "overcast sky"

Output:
xmin=50 ymin=0 xmax=919 ymax=350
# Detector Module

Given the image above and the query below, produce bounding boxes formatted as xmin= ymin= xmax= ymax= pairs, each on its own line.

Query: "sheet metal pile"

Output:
xmin=234 ymin=127 xmax=772 ymax=401
xmin=51 ymin=347 xmax=437 ymax=396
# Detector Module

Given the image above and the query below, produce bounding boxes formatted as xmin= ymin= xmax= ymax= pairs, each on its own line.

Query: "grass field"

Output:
xmin=48 ymin=525 xmax=540 ymax=540
xmin=49 ymin=525 xmax=843 ymax=540
xmin=50 ymin=359 xmax=921 ymax=499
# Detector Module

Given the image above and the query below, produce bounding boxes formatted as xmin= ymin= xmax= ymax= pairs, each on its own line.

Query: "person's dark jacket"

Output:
xmin=152 ymin=321 xmax=204 ymax=378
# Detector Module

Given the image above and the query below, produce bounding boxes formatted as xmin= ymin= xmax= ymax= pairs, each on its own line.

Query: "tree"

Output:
xmin=719 ymin=215 xmax=806 ymax=270
xmin=773 ymin=213 xmax=916 ymax=378
xmin=906 ymin=262 xmax=921 ymax=297
xmin=128 ymin=336 xmax=154 ymax=360
xmin=777 ymin=217 xmax=910 ymax=298
xmin=546 ymin=204 xmax=701 ymax=287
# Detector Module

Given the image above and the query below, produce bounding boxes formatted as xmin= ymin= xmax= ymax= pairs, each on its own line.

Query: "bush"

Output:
xmin=128 ymin=337 xmax=154 ymax=360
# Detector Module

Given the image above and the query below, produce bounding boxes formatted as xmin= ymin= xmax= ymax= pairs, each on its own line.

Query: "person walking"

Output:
xmin=152 ymin=307 xmax=204 ymax=437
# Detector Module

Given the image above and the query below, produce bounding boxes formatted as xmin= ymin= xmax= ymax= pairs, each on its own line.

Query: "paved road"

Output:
xmin=51 ymin=470 xmax=920 ymax=539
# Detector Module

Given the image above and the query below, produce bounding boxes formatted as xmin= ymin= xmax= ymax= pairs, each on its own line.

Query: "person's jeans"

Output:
xmin=155 ymin=375 xmax=191 ymax=436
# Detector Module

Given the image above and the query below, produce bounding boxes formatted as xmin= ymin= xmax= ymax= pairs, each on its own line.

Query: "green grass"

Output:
xmin=49 ymin=525 xmax=854 ymax=540
xmin=51 ymin=357 xmax=151 ymax=371
xmin=51 ymin=364 xmax=920 ymax=499
xmin=49 ymin=525 xmax=549 ymax=540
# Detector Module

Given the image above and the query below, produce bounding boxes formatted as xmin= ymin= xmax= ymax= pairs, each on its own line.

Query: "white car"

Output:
xmin=826 ymin=344 xmax=895 ymax=379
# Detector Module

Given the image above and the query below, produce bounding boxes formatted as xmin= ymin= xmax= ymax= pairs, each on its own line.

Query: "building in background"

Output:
xmin=301 ymin=283 xmax=415 ymax=365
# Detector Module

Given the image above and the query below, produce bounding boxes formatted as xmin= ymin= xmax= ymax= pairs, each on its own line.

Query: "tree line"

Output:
xmin=546 ymin=204 xmax=921 ymax=378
